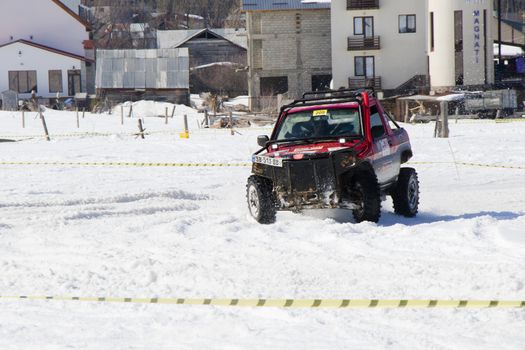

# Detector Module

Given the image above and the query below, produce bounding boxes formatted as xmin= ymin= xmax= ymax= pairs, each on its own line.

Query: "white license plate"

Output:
xmin=252 ymin=155 xmax=283 ymax=168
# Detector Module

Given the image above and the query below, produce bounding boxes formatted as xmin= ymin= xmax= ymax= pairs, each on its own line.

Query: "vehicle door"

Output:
xmin=369 ymin=105 xmax=396 ymax=185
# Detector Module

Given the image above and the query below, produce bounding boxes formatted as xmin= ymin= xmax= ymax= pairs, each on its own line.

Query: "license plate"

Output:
xmin=252 ymin=155 xmax=283 ymax=168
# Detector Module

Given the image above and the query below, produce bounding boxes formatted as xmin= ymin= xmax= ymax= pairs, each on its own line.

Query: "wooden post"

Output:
xmin=277 ymin=94 xmax=283 ymax=114
xmin=165 ymin=107 xmax=169 ymax=125
xmin=22 ymin=110 xmax=25 ymax=128
xmin=38 ymin=105 xmax=51 ymax=141
xmin=404 ymin=101 xmax=410 ymax=123
xmin=138 ymin=119 xmax=145 ymax=139
xmin=439 ymin=101 xmax=449 ymax=138
xmin=128 ymin=105 xmax=133 ymax=118
xmin=120 ymin=105 xmax=124 ymax=125
xmin=183 ymin=114 xmax=189 ymax=133
xmin=76 ymin=108 xmax=80 ymax=128
xmin=229 ymin=111 xmax=234 ymax=136
xmin=180 ymin=114 xmax=189 ymax=138
xmin=82 ymin=108 xmax=85 ymax=119
xmin=170 ymin=105 xmax=176 ymax=118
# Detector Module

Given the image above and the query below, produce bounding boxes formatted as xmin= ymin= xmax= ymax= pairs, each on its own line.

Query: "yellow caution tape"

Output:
xmin=0 ymin=160 xmax=523 ymax=170
xmin=410 ymin=161 xmax=525 ymax=170
xmin=495 ymin=118 xmax=525 ymax=123
xmin=1 ymin=296 xmax=523 ymax=309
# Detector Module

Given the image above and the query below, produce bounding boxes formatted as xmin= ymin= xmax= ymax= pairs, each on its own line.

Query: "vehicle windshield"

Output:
xmin=275 ymin=108 xmax=362 ymax=141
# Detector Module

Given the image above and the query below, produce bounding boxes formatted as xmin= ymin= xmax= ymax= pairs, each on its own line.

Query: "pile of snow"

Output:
xmin=113 ymin=100 xmax=198 ymax=119
xmin=494 ymin=43 xmax=524 ymax=57
xmin=223 ymin=95 xmax=249 ymax=108
xmin=437 ymin=93 xmax=465 ymax=102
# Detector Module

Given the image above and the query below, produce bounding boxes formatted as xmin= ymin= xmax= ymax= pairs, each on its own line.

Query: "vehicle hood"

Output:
xmin=266 ymin=141 xmax=357 ymax=159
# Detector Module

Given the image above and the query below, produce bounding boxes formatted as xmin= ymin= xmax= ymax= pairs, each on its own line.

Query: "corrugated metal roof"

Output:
xmin=242 ymin=0 xmax=330 ymax=11
xmin=95 ymin=48 xmax=189 ymax=90
xmin=157 ymin=28 xmax=247 ymax=50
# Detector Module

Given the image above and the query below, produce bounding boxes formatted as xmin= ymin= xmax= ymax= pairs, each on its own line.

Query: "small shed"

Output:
xmin=95 ymin=48 xmax=190 ymax=105
xmin=157 ymin=28 xmax=248 ymax=96
xmin=1 ymin=90 xmax=18 ymax=111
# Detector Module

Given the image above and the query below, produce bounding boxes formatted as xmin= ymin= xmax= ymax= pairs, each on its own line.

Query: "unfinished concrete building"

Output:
xmin=242 ymin=0 xmax=332 ymax=110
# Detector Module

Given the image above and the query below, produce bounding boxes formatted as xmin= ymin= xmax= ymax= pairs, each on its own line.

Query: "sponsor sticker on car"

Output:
xmin=313 ymin=109 xmax=328 ymax=117
xmin=252 ymin=155 xmax=283 ymax=168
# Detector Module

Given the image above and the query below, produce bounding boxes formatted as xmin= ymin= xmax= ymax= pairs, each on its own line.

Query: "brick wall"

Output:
xmin=247 ymin=9 xmax=332 ymax=109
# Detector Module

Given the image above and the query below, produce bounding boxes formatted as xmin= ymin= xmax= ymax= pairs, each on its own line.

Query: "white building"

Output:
xmin=0 ymin=0 xmax=91 ymax=99
xmin=331 ymin=0 xmax=494 ymax=94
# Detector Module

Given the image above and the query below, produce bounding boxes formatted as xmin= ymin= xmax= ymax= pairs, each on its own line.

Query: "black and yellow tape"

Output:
xmin=2 ymin=160 xmax=524 ymax=170
xmin=410 ymin=161 xmax=525 ymax=170
xmin=1 ymin=296 xmax=524 ymax=309
xmin=0 ymin=161 xmax=252 ymax=168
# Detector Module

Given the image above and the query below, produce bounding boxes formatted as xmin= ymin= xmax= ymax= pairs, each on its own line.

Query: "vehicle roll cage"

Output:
xmin=279 ymin=88 xmax=375 ymax=114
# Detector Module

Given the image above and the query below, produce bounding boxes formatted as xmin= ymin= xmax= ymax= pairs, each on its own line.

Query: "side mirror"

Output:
xmin=257 ymin=135 xmax=270 ymax=147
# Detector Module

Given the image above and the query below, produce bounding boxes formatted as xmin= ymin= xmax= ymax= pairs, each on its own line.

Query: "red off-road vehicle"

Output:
xmin=246 ymin=89 xmax=419 ymax=224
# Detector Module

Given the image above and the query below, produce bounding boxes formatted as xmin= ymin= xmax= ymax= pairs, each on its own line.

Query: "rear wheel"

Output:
xmin=391 ymin=168 xmax=419 ymax=217
xmin=246 ymin=176 xmax=276 ymax=224
xmin=350 ymin=173 xmax=381 ymax=223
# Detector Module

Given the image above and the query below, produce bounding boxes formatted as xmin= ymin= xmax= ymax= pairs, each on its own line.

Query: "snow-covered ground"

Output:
xmin=0 ymin=107 xmax=524 ymax=349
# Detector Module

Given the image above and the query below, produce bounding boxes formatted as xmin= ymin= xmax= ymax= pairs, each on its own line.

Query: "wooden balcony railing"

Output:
xmin=347 ymin=0 xmax=379 ymax=10
xmin=348 ymin=76 xmax=382 ymax=90
xmin=348 ymin=36 xmax=381 ymax=51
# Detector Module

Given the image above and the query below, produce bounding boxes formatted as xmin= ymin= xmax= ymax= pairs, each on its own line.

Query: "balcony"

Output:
xmin=349 ymin=76 xmax=382 ymax=90
xmin=347 ymin=0 xmax=379 ymax=10
xmin=348 ymin=36 xmax=381 ymax=51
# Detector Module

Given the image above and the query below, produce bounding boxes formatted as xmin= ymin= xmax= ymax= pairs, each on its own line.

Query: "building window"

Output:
xmin=355 ymin=56 xmax=375 ymax=77
xmin=354 ymin=16 xmax=374 ymax=37
xmin=260 ymin=76 xmax=288 ymax=96
xmin=399 ymin=14 xmax=416 ymax=33
xmin=48 ymin=70 xmax=63 ymax=93
xmin=430 ymin=12 xmax=435 ymax=51
xmin=8 ymin=70 xmax=37 ymax=93
xmin=68 ymin=70 xmax=81 ymax=96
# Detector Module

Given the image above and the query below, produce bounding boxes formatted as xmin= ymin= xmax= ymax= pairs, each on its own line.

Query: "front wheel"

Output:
xmin=391 ymin=168 xmax=420 ymax=217
xmin=246 ymin=176 xmax=276 ymax=224
xmin=350 ymin=173 xmax=381 ymax=223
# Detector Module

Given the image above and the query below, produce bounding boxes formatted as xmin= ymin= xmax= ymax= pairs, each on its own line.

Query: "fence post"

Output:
xmin=82 ymin=108 xmax=85 ymax=119
xmin=128 ymin=105 xmax=133 ymax=118
xmin=165 ymin=107 xmax=169 ymax=125
xmin=170 ymin=105 xmax=176 ymax=118
xmin=439 ymin=101 xmax=449 ymax=138
xmin=22 ymin=110 xmax=25 ymax=128
xmin=76 ymin=108 xmax=80 ymax=128
xmin=38 ymin=105 xmax=51 ymax=141
xmin=138 ymin=118 xmax=145 ymax=139
xmin=229 ymin=111 xmax=234 ymax=136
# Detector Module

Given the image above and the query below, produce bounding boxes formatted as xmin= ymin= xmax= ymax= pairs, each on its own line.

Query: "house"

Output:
xmin=332 ymin=0 xmax=494 ymax=95
xmin=242 ymin=0 xmax=332 ymax=110
xmin=95 ymin=48 xmax=190 ymax=105
xmin=0 ymin=0 xmax=92 ymax=100
xmin=157 ymin=28 xmax=248 ymax=95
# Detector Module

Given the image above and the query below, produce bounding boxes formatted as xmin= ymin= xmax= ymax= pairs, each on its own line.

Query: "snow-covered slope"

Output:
xmin=0 ymin=109 xmax=524 ymax=349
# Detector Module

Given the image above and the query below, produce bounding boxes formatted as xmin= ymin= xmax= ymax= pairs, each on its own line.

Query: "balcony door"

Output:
xmin=354 ymin=17 xmax=374 ymax=37
xmin=355 ymin=56 xmax=375 ymax=78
